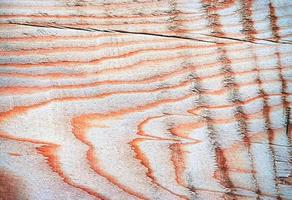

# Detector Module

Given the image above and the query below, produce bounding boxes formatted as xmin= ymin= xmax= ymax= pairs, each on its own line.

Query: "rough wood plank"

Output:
xmin=0 ymin=0 xmax=291 ymax=199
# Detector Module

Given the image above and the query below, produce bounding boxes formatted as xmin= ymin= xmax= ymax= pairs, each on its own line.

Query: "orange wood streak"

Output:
xmin=37 ymin=144 xmax=110 ymax=200
xmin=7 ymin=152 xmax=22 ymax=156
xmin=129 ymin=138 xmax=190 ymax=200
xmin=0 ymin=12 xmax=201 ymax=20
xmin=0 ymin=94 xmax=194 ymax=199
xmin=0 ymin=79 xmax=291 ymax=116
xmin=0 ymin=44 xmax=219 ymax=68
xmin=136 ymin=115 xmax=202 ymax=142
xmin=171 ymin=121 xmax=207 ymax=138
xmin=0 ymin=59 xmax=290 ymax=81
xmin=0 ymin=80 xmax=191 ymax=122
xmin=11 ymin=8 xmax=292 ymax=23
xmin=189 ymin=94 xmax=291 ymax=115
xmin=0 ymin=134 xmax=104 ymax=200
xmin=0 ymin=38 xmax=183 ymax=56
xmin=0 ymin=2 xmax=172 ymax=10
xmin=0 ymin=82 xmax=290 ymax=136
xmin=138 ymin=104 xmax=289 ymax=139
xmin=71 ymin=116 xmax=148 ymax=200
xmin=0 ymin=79 xmax=290 ymax=148
xmin=2 ymin=94 xmax=191 ymax=200
xmin=1 ymin=15 xmax=284 ymax=32
xmin=129 ymin=138 xmax=156 ymax=181
xmin=0 ymin=45 xmax=206 ymax=68
xmin=135 ymin=114 xmax=202 ymax=195
xmin=0 ymin=33 xmax=124 ymax=42
xmin=1 ymin=2 xmax=291 ymax=12
xmin=1 ymin=44 xmax=291 ymax=68
xmin=1 ymin=63 xmax=290 ymax=96
xmin=0 ymin=101 xmax=49 ymax=122
xmin=0 ymin=66 xmax=192 ymax=94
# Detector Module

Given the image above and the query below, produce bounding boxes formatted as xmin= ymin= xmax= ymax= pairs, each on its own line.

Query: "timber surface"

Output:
xmin=0 ymin=0 xmax=292 ymax=199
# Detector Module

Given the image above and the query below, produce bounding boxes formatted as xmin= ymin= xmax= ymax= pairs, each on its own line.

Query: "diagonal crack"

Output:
xmin=101 ymin=28 xmax=217 ymax=44
xmin=202 ymin=33 xmax=292 ymax=45
xmin=202 ymin=33 xmax=259 ymax=44
xmin=237 ymin=140 xmax=292 ymax=148
xmin=7 ymin=22 xmax=218 ymax=44
xmin=6 ymin=22 xmax=292 ymax=45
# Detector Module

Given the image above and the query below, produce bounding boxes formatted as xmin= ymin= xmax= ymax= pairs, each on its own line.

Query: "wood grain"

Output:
xmin=0 ymin=0 xmax=291 ymax=199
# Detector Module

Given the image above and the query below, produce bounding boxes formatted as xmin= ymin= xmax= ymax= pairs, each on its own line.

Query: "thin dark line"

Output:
xmin=286 ymin=107 xmax=290 ymax=137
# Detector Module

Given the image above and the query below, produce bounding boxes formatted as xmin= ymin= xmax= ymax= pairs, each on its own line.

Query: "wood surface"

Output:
xmin=0 ymin=0 xmax=291 ymax=199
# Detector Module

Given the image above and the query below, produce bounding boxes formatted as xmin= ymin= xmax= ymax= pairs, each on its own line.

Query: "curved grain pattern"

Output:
xmin=0 ymin=0 xmax=291 ymax=199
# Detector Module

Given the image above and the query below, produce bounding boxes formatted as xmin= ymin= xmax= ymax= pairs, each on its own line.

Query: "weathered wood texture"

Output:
xmin=0 ymin=0 xmax=291 ymax=199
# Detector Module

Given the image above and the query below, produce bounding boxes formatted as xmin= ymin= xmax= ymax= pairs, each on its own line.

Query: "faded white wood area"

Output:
xmin=0 ymin=0 xmax=291 ymax=199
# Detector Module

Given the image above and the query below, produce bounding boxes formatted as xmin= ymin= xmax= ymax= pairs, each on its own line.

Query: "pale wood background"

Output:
xmin=0 ymin=0 xmax=291 ymax=199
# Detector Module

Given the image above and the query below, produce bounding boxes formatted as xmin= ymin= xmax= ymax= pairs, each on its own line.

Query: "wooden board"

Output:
xmin=0 ymin=0 xmax=291 ymax=199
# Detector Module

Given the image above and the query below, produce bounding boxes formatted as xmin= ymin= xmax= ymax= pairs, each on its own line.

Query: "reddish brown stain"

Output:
xmin=278 ymin=176 xmax=292 ymax=185
xmin=169 ymin=143 xmax=187 ymax=187
xmin=221 ymin=143 xmax=256 ymax=174
xmin=0 ymin=169 xmax=28 ymax=200
xmin=214 ymin=147 xmax=234 ymax=189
